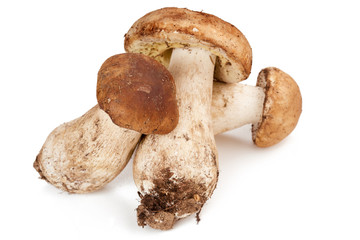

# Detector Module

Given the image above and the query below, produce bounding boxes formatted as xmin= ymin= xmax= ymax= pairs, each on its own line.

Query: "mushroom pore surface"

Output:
xmin=124 ymin=7 xmax=252 ymax=84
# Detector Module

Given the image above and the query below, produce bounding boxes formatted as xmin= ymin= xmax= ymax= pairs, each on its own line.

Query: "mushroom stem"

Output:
xmin=212 ymin=82 xmax=265 ymax=135
xmin=134 ymin=47 xmax=218 ymax=230
xmin=34 ymin=105 xmax=141 ymax=193
xmin=169 ymin=48 xmax=216 ymax=131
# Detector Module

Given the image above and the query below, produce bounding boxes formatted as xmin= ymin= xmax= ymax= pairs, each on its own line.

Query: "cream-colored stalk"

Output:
xmin=34 ymin=105 xmax=141 ymax=193
xmin=212 ymin=82 xmax=265 ymax=135
xmin=134 ymin=47 xmax=218 ymax=230
xmin=214 ymin=67 xmax=302 ymax=147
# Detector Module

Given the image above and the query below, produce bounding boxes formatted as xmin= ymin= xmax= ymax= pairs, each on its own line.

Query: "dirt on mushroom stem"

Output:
xmin=133 ymin=47 xmax=219 ymax=230
xmin=137 ymin=168 xmax=207 ymax=230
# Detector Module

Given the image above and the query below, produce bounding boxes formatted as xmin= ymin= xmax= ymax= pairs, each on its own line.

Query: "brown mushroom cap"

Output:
xmin=252 ymin=67 xmax=302 ymax=147
xmin=96 ymin=53 xmax=179 ymax=134
xmin=124 ymin=7 xmax=252 ymax=83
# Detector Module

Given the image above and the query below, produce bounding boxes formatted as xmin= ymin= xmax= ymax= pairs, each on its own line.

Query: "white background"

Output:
xmin=1 ymin=0 xmax=359 ymax=239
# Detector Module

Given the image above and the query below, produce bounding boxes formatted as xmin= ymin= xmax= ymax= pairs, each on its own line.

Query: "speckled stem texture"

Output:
xmin=133 ymin=48 xmax=219 ymax=230
xmin=34 ymin=105 xmax=141 ymax=193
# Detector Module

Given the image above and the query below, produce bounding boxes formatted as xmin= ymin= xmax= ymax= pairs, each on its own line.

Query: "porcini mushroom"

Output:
xmin=125 ymin=7 xmax=252 ymax=230
xmin=212 ymin=67 xmax=302 ymax=147
xmin=97 ymin=53 xmax=178 ymax=135
xmin=34 ymin=53 xmax=178 ymax=193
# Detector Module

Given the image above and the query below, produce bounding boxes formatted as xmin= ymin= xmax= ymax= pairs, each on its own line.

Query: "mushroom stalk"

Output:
xmin=212 ymin=82 xmax=265 ymax=135
xmin=34 ymin=105 xmax=141 ymax=193
xmin=134 ymin=47 xmax=218 ymax=230
xmin=169 ymin=48 xmax=216 ymax=133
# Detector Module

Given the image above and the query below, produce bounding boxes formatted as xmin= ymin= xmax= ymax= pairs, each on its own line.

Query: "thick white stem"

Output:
xmin=34 ymin=105 xmax=141 ymax=193
xmin=212 ymin=82 xmax=265 ymax=135
xmin=134 ymin=47 xmax=218 ymax=229
xmin=169 ymin=48 xmax=216 ymax=136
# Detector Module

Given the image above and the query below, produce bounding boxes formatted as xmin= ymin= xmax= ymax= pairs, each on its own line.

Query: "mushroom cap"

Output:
xmin=252 ymin=67 xmax=302 ymax=147
xmin=124 ymin=7 xmax=252 ymax=83
xmin=96 ymin=53 xmax=179 ymax=135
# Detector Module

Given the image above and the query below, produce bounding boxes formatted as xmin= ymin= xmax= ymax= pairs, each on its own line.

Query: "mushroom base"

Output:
xmin=137 ymin=168 xmax=207 ymax=230
xmin=34 ymin=105 xmax=141 ymax=193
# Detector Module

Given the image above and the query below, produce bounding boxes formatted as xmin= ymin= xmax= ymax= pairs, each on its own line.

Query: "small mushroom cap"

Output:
xmin=124 ymin=7 xmax=252 ymax=83
xmin=96 ymin=53 xmax=179 ymax=135
xmin=252 ymin=67 xmax=302 ymax=147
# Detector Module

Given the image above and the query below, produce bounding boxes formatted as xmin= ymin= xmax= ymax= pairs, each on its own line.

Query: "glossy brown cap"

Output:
xmin=252 ymin=67 xmax=302 ymax=147
xmin=96 ymin=53 xmax=179 ymax=134
xmin=124 ymin=7 xmax=252 ymax=83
